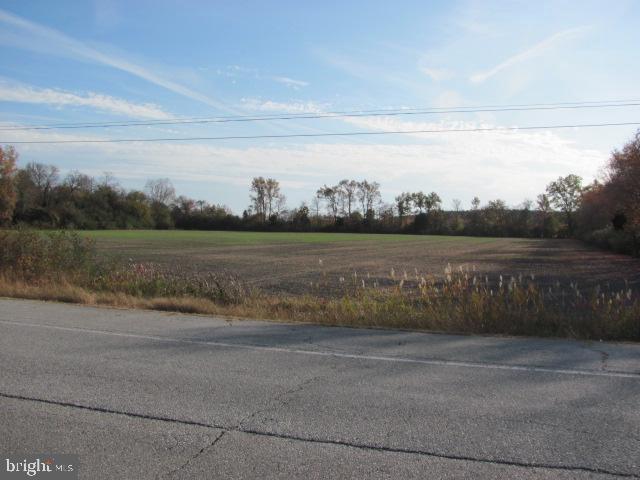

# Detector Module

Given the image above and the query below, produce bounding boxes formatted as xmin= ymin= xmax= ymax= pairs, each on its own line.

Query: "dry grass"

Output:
xmin=0 ymin=276 xmax=224 ymax=314
xmin=1 ymin=270 xmax=638 ymax=341
xmin=1 ymin=230 xmax=639 ymax=341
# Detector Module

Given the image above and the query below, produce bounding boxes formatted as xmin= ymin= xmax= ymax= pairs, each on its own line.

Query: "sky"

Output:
xmin=0 ymin=0 xmax=639 ymax=213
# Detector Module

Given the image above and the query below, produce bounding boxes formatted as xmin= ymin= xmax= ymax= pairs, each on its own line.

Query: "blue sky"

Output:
xmin=1 ymin=0 xmax=639 ymax=212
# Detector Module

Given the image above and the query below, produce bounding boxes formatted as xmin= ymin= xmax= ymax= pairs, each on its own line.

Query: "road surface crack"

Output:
xmin=501 ymin=417 xmax=640 ymax=445
xmin=1 ymin=391 xmax=637 ymax=479
xmin=237 ymin=373 xmax=324 ymax=429
xmin=156 ymin=430 xmax=226 ymax=479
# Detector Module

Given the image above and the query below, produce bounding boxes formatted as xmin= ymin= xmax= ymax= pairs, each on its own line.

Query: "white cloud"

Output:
xmin=470 ymin=27 xmax=590 ymax=83
xmin=0 ymin=80 xmax=171 ymax=119
xmin=271 ymin=76 xmax=309 ymax=89
xmin=210 ymin=66 xmax=308 ymax=89
xmin=0 ymin=8 xmax=234 ymax=112
xmin=240 ymin=98 xmax=326 ymax=114
xmin=1 ymin=116 xmax=609 ymax=210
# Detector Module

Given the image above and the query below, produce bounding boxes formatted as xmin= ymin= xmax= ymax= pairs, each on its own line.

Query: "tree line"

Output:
xmin=0 ymin=130 xmax=638 ymax=254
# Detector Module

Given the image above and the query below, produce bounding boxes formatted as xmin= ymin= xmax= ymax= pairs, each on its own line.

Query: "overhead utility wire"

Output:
xmin=4 ymin=121 xmax=639 ymax=144
xmin=9 ymin=97 xmax=640 ymax=127
xmin=2 ymin=99 xmax=640 ymax=131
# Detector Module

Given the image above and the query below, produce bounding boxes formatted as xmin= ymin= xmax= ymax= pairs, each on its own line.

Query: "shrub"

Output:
xmin=0 ymin=229 xmax=95 ymax=280
xmin=584 ymin=227 xmax=637 ymax=256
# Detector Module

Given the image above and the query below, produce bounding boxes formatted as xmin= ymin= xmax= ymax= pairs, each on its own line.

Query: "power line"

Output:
xmin=2 ymin=99 xmax=640 ymax=131
xmin=4 ymin=121 xmax=639 ymax=144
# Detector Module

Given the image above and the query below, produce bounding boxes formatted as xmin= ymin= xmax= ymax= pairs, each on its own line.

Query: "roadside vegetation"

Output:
xmin=0 ymin=129 xmax=638 ymax=256
xmin=1 ymin=229 xmax=638 ymax=341
xmin=0 ymin=132 xmax=638 ymax=339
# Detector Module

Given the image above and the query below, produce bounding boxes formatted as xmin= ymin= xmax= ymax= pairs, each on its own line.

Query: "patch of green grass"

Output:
xmin=81 ymin=229 xmax=503 ymax=247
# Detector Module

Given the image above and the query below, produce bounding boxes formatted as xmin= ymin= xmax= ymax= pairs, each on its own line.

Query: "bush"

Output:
xmin=584 ymin=227 xmax=637 ymax=256
xmin=0 ymin=229 xmax=96 ymax=280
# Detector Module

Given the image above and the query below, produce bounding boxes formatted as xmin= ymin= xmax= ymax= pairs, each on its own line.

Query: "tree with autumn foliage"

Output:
xmin=577 ymin=130 xmax=640 ymax=255
xmin=607 ymin=131 xmax=640 ymax=238
xmin=0 ymin=145 xmax=18 ymax=225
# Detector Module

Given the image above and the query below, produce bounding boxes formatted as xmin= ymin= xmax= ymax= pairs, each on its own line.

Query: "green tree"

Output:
xmin=546 ymin=174 xmax=583 ymax=234
xmin=292 ymin=204 xmax=311 ymax=229
xmin=424 ymin=192 xmax=442 ymax=212
xmin=411 ymin=191 xmax=427 ymax=213
xmin=395 ymin=192 xmax=412 ymax=222
xmin=150 ymin=202 xmax=173 ymax=229
xmin=483 ymin=199 xmax=508 ymax=236
xmin=468 ymin=196 xmax=482 ymax=234
xmin=124 ymin=191 xmax=153 ymax=228
xmin=536 ymin=194 xmax=553 ymax=237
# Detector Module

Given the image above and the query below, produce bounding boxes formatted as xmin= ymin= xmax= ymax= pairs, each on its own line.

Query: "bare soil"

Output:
xmin=91 ymin=233 xmax=640 ymax=297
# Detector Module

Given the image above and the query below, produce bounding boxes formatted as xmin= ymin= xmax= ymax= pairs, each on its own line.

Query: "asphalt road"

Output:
xmin=0 ymin=298 xmax=639 ymax=479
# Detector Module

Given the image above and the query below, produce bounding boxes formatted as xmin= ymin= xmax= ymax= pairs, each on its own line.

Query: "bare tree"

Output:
xmin=250 ymin=177 xmax=285 ymax=222
xmin=265 ymin=178 xmax=285 ymax=218
xmin=175 ymin=195 xmax=195 ymax=215
xmin=338 ymin=179 xmax=358 ymax=216
xmin=452 ymin=199 xmax=462 ymax=212
xmin=274 ymin=191 xmax=287 ymax=217
xmin=25 ymin=162 xmax=59 ymax=206
xmin=195 ymin=200 xmax=207 ymax=213
xmin=250 ymin=177 xmax=268 ymax=222
xmin=317 ymin=185 xmax=339 ymax=221
xmin=99 ymin=172 xmax=119 ymax=188
xmin=63 ymin=171 xmax=94 ymax=193
xmin=311 ymin=194 xmax=322 ymax=219
xmin=357 ymin=180 xmax=381 ymax=216
xmin=145 ymin=178 xmax=176 ymax=205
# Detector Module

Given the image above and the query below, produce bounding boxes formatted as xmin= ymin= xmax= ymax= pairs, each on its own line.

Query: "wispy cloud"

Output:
xmin=2 ymin=115 xmax=606 ymax=210
xmin=211 ymin=65 xmax=308 ymax=89
xmin=0 ymin=79 xmax=171 ymax=119
xmin=271 ymin=76 xmax=309 ymax=89
xmin=469 ymin=27 xmax=590 ymax=84
xmin=240 ymin=98 xmax=326 ymax=114
xmin=0 ymin=8 xmax=232 ymax=112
